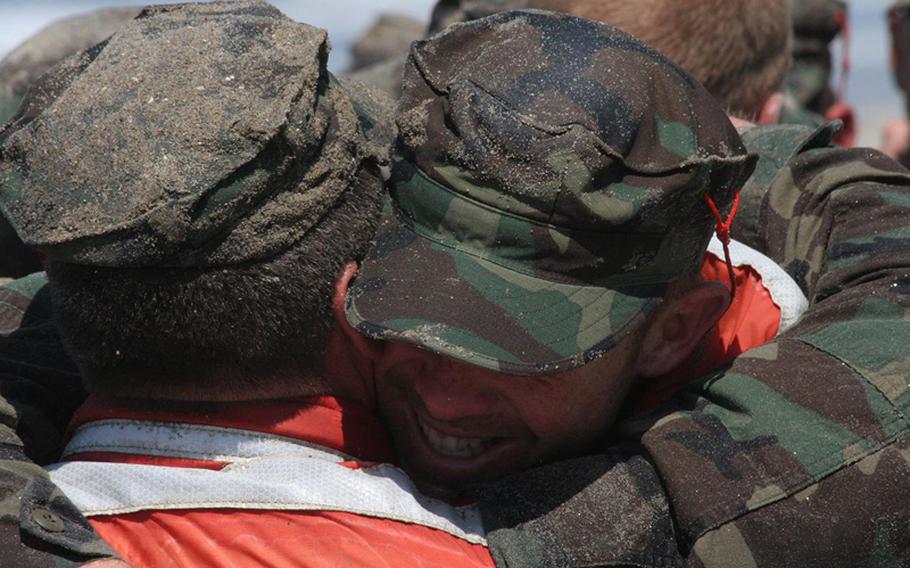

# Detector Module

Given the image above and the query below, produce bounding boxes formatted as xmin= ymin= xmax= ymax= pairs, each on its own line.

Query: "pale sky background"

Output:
xmin=0 ymin=0 xmax=902 ymax=147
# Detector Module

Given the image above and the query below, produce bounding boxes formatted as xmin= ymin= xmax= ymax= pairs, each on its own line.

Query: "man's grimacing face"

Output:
xmin=372 ymin=335 xmax=644 ymax=487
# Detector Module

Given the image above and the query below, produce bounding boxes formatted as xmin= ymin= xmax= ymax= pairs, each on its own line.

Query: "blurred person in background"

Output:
xmin=780 ymin=0 xmax=856 ymax=146
xmin=882 ymin=0 xmax=910 ymax=166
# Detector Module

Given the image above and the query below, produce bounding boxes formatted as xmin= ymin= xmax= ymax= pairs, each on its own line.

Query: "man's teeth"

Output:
xmin=419 ymin=418 xmax=492 ymax=458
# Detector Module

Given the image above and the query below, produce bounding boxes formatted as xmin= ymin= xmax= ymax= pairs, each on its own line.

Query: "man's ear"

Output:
xmin=333 ymin=261 xmax=384 ymax=362
xmin=635 ymin=281 xmax=731 ymax=378
xmin=757 ymin=92 xmax=784 ymax=125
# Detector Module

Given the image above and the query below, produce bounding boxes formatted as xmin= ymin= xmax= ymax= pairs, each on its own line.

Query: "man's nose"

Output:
xmin=412 ymin=358 xmax=496 ymax=421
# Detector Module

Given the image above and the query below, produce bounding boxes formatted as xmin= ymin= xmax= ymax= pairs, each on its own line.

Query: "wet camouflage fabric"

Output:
xmin=346 ymin=10 xmax=755 ymax=375
xmin=783 ymin=0 xmax=846 ymax=117
xmin=472 ymin=123 xmax=910 ymax=567
xmin=0 ymin=273 xmax=115 ymax=565
xmin=0 ymin=1 xmax=389 ymax=269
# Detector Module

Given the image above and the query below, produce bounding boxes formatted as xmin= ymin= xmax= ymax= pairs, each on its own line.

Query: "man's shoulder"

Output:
xmin=740 ymin=122 xmax=838 ymax=160
xmin=2 ymin=271 xmax=48 ymax=300
xmin=0 ymin=272 xmax=60 ymax=355
xmin=617 ymin=335 xmax=910 ymax=566
xmin=740 ymin=122 xmax=907 ymax=187
xmin=736 ymin=121 xmax=895 ymax=193
xmin=688 ymin=434 xmax=910 ymax=567
xmin=735 ymin=122 xmax=910 ymax=297
xmin=641 ymin=126 xmax=910 ymax=565
xmin=0 ymin=272 xmax=113 ymax=565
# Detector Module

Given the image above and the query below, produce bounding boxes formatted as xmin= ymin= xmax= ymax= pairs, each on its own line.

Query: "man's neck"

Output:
xmin=87 ymin=369 xmax=330 ymax=404
xmin=67 ymin=394 xmax=396 ymax=465
xmin=87 ymin=326 xmax=374 ymax=406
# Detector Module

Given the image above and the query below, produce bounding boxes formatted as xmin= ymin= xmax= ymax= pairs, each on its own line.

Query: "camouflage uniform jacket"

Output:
xmin=1 ymin=123 xmax=910 ymax=566
xmin=0 ymin=274 xmax=115 ymax=565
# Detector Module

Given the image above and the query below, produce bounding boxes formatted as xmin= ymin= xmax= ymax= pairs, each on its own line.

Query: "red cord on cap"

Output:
xmin=704 ymin=191 xmax=740 ymax=298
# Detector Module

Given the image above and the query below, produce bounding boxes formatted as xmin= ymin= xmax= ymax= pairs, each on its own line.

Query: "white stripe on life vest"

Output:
xmin=61 ymin=419 xmax=352 ymax=463
xmin=708 ymin=236 xmax=809 ymax=333
xmin=47 ymin=420 xmax=486 ymax=545
xmin=47 ymin=454 xmax=487 ymax=545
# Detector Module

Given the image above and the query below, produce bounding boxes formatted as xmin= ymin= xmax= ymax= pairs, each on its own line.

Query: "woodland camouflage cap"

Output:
xmin=346 ymin=10 xmax=756 ymax=375
xmin=0 ymin=1 xmax=392 ymax=268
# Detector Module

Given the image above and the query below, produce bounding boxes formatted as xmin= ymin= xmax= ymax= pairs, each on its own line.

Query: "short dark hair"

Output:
xmin=46 ymin=165 xmax=385 ymax=399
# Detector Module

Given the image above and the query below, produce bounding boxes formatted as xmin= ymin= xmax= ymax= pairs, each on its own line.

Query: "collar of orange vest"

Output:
xmin=68 ymin=395 xmax=396 ymax=465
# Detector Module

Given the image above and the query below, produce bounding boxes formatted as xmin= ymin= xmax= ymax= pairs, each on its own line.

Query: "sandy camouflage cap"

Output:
xmin=0 ymin=0 xmax=392 ymax=268
xmin=346 ymin=10 xmax=756 ymax=375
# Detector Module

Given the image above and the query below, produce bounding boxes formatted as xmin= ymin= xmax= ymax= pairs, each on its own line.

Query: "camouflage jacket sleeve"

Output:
xmin=474 ymin=124 xmax=910 ymax=568
xmin=0 ymin=273 xmax=116 ymax=564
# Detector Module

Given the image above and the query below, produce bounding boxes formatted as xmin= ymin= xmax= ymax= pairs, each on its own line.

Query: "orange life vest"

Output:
xmin=49 ymin=397 xmax=494 ymax=568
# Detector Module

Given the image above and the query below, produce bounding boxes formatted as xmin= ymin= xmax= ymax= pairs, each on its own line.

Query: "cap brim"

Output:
xmin=345 ymin=211 xmax=665 ymax=375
